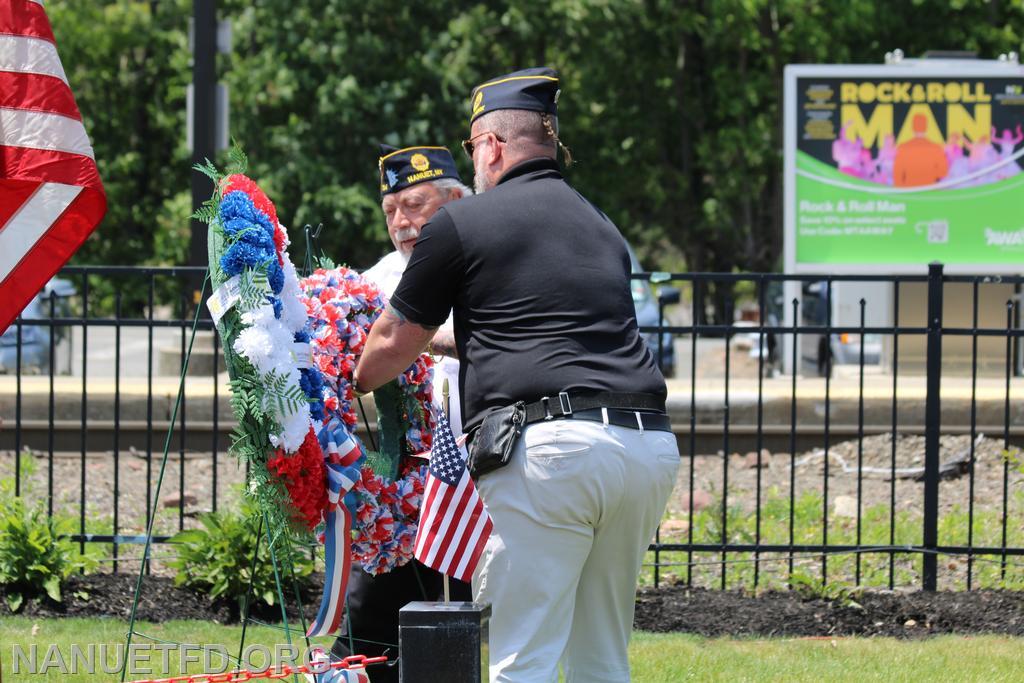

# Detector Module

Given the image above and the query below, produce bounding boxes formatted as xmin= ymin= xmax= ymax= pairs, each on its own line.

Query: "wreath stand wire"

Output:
xmin=118 ymin=272 xmax=320 ymax=683
xmin=120 ymin=208 xmax=411 ymax=682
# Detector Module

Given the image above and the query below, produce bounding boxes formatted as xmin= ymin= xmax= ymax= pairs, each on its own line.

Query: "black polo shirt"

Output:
xmin=391 ymin=157 xmax=666 ymax=432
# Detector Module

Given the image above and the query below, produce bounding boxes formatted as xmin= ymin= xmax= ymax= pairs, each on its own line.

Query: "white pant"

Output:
xmin=472 ymin=418 xmax=679 ymax=683
xmin=431 ymin=355 xmax=462 ymax=438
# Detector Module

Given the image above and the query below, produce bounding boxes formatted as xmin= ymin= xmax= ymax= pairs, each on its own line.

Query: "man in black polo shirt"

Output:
xmin=327 ymin=145 xmax=473 ymax=683
xmin=353 ymin=67 xmax=680 ymax=682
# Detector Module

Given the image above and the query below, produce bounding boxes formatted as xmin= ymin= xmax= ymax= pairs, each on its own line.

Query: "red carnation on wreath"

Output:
xmin=266 ymin=427 xmax=329 ymax=530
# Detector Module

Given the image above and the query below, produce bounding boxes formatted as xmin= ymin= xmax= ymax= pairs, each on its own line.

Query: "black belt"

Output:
xmin=567 ymin=408 xmax=672 ymax=432
xmin=521 ymin=390 xmax=665 ymax=424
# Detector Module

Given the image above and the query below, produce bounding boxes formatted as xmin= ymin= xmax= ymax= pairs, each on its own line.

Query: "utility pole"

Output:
xmin=189 ymin=1 xmax=217 ymax=295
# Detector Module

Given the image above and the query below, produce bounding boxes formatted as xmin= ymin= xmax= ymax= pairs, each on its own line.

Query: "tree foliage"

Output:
xmin=52 ymin=1 xmax=1024 ymax=275
xmin=49 ymin=0 xmax=193 ymax=267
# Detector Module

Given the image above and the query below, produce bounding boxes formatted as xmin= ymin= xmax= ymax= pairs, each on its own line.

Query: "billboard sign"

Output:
xmin=784 ymin=62 xmax=1024 ymax=273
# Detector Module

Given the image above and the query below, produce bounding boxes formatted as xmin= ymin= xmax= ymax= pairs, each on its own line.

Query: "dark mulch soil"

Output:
xmin=634 ymin=586 xmax=1024 ymax=638
xmin=7 ymin=573 xmax=323 ymax=625
xmin=8 ymin=574 xmax=1024 ymax=639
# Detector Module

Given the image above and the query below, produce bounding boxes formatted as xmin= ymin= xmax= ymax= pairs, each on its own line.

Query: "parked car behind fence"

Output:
xmin=627 ymin=243 xmax=679 ymax=377
xmin=0 ymin=278 xmax=77 ymax=374
xmin=801 ymin=281 xmax=882 ymax=376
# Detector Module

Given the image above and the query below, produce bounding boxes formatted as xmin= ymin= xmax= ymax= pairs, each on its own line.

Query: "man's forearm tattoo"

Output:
xmin=384 ymin=303 xmax=438 ymax=333
xmin=383 ymin=303 xmax=409 ymax=326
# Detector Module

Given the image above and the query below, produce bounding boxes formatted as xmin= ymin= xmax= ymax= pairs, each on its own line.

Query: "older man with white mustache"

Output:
xmin=363 ymin=144 xmax=471 ymax=433
xmin=325 ymin=144 xmax=473 ymax=683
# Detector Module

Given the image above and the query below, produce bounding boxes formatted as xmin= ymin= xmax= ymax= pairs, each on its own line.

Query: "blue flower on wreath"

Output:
xmin=300 ymin=367 xmax=326 ymax=421
xmin=220 ymin=191 xmax=275 ymax=236
xmin=223 ymin=218 xmax=275 ymax=252
xmin=268 ymin=296 xmax=283 ymax=319
xmin=221 ymin=240 xmax=272 ymax=277
xmin=219 ymin=190 xmax=280 ymax=283
xmin=293 ymin=331 xmax=325 ymax=421
xmin=267 ymin=258 xmax=284 ymax=295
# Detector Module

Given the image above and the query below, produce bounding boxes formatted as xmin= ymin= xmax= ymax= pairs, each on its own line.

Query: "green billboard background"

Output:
xmin=796 ymin=152 xmax=1024 ymax=264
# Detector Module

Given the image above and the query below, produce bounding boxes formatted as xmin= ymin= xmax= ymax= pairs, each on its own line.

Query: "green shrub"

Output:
xmin=789 ymin=569 xmax=863 ymax=608
xmin=0 ymin=458 xmax=97 ymax=612
xmin=169 ymin=500 xmax=314 ymax=615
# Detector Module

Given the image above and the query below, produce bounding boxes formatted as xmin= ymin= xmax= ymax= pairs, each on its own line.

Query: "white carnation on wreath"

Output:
xmin=279 ymin=259 xmax=310 ymax=332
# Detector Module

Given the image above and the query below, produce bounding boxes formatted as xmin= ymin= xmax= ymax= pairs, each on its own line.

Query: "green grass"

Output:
xmin=645 ymin=487 xmax=1024 ymax=591
xmin=1 ymin=617 xmax=1022 ymax=682
xmin=630 ymin=632 xmax=1024 ymax=682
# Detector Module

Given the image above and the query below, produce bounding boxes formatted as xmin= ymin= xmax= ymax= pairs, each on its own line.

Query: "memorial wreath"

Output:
xmin=197 ymin=150 xmax=438 ymax=636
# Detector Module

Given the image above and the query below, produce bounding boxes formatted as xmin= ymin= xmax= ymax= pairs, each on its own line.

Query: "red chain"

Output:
xmin=131 ymin=654 xmax=388 ymax=683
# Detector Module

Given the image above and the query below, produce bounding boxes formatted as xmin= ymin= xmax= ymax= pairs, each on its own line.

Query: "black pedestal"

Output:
xmin=398 ymin=601 xmax=490 ymax=682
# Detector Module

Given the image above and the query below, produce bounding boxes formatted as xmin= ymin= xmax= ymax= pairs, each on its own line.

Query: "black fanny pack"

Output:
xmin=466 ymin=401 xmax=526 ymax=478
xmin=466 ymin=391 xmax=665 ymax=478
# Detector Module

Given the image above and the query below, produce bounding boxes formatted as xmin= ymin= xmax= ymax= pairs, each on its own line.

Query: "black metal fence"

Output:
xmin=1 ymin=263 xmax=1022 ymax=590
xmin=1 ymin=266 xmax=219 ymax=573
xmin=638 ymin=263 xmax=1023 ymax=591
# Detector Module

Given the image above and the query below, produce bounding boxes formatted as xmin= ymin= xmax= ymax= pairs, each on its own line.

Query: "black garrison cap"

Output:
xmin=378 ymin=144 xmax=462 ymax=196
xmin=469 ymin=67 xmax=560 ymax=125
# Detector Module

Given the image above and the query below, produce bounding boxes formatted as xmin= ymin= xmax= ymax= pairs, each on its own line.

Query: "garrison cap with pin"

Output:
xmin=378 ymin=144 xmax=462 ymax=195
xmin=469 ymin=66 xmax=560 ymax=124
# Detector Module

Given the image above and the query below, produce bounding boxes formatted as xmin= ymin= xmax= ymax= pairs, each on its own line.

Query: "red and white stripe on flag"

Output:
xmin=414 ymin=413 xmax=493 ymax=583
xmin=0 ymin=0 xmax=106 ymax=333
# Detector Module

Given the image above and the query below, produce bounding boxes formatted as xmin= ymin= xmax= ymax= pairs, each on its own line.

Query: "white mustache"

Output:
xmin=395 ymin=227 xmax=419 ymax=242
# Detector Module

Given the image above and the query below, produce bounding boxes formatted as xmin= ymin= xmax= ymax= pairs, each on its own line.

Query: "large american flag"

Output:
xmin=414 ymin=412 xmax=492 ymax=583
xmin=0 ymin=0 xmax=106 ymax=333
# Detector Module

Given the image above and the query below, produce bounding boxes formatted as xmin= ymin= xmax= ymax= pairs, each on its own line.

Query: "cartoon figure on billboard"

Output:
xmin=964 ymin=134 xmax=997 ymax=186
xmin=893 ymin=114 xmax=949 ymax=187
xmin=832 ymin=123 xmax=868 ymax=178
xmin=944 ymin=133 xmax=970 ymax=183
xmin=990 ymin=125 xmax=1023 ymax=181
xmin=871 ymin=134 xmax=896 ymax=185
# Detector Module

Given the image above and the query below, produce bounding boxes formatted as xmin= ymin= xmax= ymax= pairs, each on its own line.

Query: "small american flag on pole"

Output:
xmin=414 ymin=412 xmax=492 ymax=583
xmin=0 ymin=0 xmax=106 ymax=334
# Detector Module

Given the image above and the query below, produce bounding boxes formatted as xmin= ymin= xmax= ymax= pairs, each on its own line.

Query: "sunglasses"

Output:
xmin=461 ymin=131 xmax=506 ymax=158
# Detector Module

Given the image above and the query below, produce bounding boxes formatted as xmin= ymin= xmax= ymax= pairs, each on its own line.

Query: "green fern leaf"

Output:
xmin=192 ymin=159 xmax=221 ymax=185
xmin=192 ymin=205 xmax=219 ymax=224
xmin=225 ymin=141 xmax=248 ymax=176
